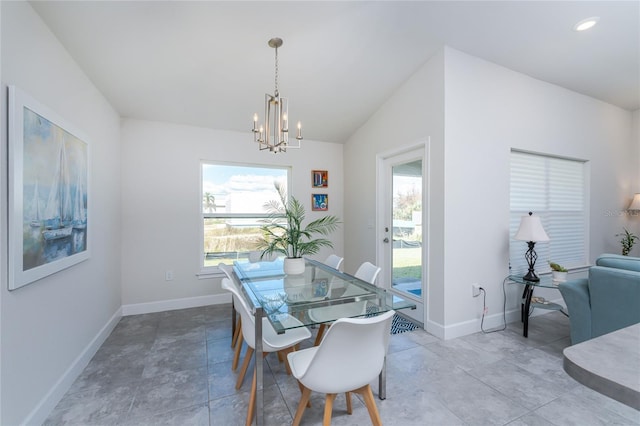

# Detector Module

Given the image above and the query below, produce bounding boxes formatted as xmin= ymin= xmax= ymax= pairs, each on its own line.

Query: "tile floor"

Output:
xmin=45 ymin=306 xmax=640 ymax=425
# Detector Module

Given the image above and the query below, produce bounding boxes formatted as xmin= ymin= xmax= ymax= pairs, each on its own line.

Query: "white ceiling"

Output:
xmin=31 ymin=1 xmax=639 ymax=144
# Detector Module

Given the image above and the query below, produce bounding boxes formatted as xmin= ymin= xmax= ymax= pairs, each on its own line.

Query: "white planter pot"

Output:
xmin=552 ymin=271 xmax=567 ymax=283
xmin=283 ymin=257 xmax=305 ymax=275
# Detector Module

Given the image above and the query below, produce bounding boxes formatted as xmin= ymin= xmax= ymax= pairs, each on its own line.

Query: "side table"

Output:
xmin=508 ymin=274 xmax=568 ymax=337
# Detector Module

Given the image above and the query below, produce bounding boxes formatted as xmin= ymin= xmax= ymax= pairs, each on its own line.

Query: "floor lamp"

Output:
xmin=514 ymin=212 xmax=550 ymax=282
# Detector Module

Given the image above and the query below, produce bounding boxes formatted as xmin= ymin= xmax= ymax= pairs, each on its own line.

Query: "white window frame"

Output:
xmin=198 ymin=161 xmax=290 ymax=278
xmin=509 ymin=149 xmax=590 ymax=277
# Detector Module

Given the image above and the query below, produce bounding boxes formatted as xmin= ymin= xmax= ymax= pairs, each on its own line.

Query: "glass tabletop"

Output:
xmin=508 ymin=274 xmax=560 ymax=289
xmin=233 ymin=258 xmax=416 ymax=333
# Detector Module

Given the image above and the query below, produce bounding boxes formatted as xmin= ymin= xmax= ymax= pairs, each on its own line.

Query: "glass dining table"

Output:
xmin=232 ymin=257 xmax=416 ymax=425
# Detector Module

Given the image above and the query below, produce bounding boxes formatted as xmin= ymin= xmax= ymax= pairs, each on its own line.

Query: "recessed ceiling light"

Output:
xmin=573 ymin=17 xmax=600 ymax=32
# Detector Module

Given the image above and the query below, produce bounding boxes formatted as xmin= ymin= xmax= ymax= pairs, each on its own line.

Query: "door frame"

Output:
xmin=375 ymin=140 xmax=429 ymax=326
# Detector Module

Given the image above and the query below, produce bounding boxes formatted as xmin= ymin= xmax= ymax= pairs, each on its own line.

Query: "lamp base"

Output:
xmin=522 ymin=241 xmax=540 ymax=282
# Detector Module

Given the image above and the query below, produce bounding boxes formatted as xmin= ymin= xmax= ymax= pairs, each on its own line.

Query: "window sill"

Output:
xmin=197 ymin=269 xmax=225 ymax=280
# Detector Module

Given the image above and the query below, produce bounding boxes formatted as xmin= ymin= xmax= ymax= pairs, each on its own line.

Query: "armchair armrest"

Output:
xmin=589 ymin=266 xmax=640 ymax=338
xmin=558 ymin=278 xmax=591 ymax=345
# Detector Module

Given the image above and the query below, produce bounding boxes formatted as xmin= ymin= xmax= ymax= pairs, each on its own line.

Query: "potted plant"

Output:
xmin=616 ymin=228 xmax=639 ymax=256
xmin=549 ymin=261 xmax=568 ymax=283
xmin=256 ymin=182 xmax=340 ymax=275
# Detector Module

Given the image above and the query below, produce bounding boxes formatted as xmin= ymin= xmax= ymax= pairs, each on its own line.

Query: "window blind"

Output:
xmin=509 ymin=151 xmax=587 ymax=275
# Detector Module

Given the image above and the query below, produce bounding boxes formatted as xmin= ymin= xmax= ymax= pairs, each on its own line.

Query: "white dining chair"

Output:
xmin=219 ymin=263 xmax=243 ymax=366
xmin=221 ymin=278 xmax=311 ymax=425
xmin=287 ymin=310 xmax=395 ymax=426
xmin=354 ymin=261 xmax=381 ymax=286
xmin=309 ymin=261 xmax=382 ymax=346
xmin=323 ymin=254 xmax=344 ymax=271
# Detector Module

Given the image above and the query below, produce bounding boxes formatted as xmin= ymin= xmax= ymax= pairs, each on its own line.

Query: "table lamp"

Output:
xmin=514 ymin=212 xmax=550 ymax=282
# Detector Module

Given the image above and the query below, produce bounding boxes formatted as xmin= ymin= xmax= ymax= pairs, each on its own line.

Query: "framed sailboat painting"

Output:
xmin=8 ymin=86 xmax=90 ymax=290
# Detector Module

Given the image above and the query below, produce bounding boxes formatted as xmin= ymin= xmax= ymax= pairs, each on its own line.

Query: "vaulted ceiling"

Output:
xmin=31 ymin=1 xmax=639 ymax=143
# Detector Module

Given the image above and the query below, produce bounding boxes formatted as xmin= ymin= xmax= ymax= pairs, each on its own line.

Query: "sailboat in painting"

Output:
xmin=29 ymin=179 xmax=42 ymax=228
xmin=42 ymin=136 xmax=73 ymax=241
xmin=72 ymin=170 xmax=86 ymax=230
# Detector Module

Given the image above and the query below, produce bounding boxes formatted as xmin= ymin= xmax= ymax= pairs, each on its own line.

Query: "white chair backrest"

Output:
xmin=297 ymin=310 xmax=395 ymax=394
xmin=218 ymin=263 xmax=234 ymax=281
xmin=323 ymin=254 xmax=344 ymax=270
xmin=354 ymin=261 xmax=381 ymax=285
xmin=221 ymin=278 xmax=256 ymax=348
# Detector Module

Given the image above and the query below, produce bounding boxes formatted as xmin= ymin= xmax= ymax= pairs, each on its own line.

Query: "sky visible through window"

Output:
xmin=202 ymin=164 xmax=288 ymax=214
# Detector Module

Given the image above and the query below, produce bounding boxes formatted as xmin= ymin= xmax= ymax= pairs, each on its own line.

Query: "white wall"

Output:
xmin=442 ymin=48 xmax=634 ymax=336
xmin=120 ymin=119 xmax=344 ymax=310
xmin=344 ymin=46 xmax=635 ymax=339
xmin=0 ymin=3 xmax=122 ymax=425
xmin=344 ymin=49 xmax=445 ymax=328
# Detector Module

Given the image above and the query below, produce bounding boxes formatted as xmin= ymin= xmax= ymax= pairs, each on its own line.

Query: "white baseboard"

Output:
xmin=121 ymin=293 xmax=231 ymax=316
xmin=424 ymin=297 xmax=565 ymax=340
xmin=23 ymin=307 xmax=122 ymax=426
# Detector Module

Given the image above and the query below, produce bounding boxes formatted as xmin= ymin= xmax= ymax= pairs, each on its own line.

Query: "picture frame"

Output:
xmin=311 ymin=170 xmax=328 ymax=188
xmin=8 ymin=86 xmax=90 ymax=290
xmin=311 ymin=194 xmax=328 ymax=211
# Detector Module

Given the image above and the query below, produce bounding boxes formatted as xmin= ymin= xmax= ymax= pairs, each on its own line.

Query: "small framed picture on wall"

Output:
xmin=312 ymin=170 xmax=328 ymax=188
xmin=312 ymin=194 xmax=328 ymax=211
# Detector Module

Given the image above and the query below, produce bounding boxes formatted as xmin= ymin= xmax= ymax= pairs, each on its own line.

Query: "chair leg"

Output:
xmin=236 ymin=346 xmax=254 ymax=389
xmin=314 ymin=323 xmax=327 ymax=346
xmin=354 ymin=385 xmax=382 ymax=426
xmin=232 ymin=315 xmax=242 ymax=348
xmin=345 ymin=392 xmax=352 ymax=414
xmin=232 ymin=328 xmax=244 ymax=371
xmin=292 ymin=386 xmax=312 ymax=426
xmin=246 ymin=368 xmax=257 ymax=426
xmin=278 ymin=347 xmax=294 ymax=375
xmin=323 ymin=393 xmax=336 ymax=426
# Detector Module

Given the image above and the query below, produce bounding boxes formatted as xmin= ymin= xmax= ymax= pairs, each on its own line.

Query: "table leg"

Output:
xmin=378 ymin=355 xmax=387 ymax=400
xmin=231 ymin=300 xmax=237 ymax=344
xmin=254 ymin=307 xmax=264 ymax=426
xmin=521 ymin=287 xmax=527 ymax=323
xmin=522 ymin=284 xmax=534 ymax=338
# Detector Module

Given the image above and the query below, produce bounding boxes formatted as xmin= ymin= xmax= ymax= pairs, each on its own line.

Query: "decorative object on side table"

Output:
xmin=627 ymin=193 xmax=640 ymax=214
xmin=514 ymin=212 xmax=550 ymax=282
xmin=549 ymin=261 xmax=568 ymax=284
xmin=616 ymin=228 xmax=638 ymax=256
xmin=256 ymin=182 xmax=340 ymax=275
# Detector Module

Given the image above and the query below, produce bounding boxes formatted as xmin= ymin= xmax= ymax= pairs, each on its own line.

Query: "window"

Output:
xmin=201 ymin=162 xmax=289 ymax=269
xmin=509 ymin=150 xmax=588 ymax=275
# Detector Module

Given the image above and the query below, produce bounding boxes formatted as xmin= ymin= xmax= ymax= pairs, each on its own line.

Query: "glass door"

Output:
xmin=379 ymin=147 xmax=425 ymax=324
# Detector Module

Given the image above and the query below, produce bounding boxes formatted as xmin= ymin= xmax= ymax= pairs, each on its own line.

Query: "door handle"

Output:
xmin=383 ymin=238 xmax=389 ymax=243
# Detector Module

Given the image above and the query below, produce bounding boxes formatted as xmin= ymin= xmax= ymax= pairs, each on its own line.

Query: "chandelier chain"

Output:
xmin=274 ymin=46 xmax=279 ymax=97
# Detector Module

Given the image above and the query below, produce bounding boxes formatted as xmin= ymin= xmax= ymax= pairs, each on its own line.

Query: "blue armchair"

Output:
xmin=558 ymin=254 xmax=640 ymax=345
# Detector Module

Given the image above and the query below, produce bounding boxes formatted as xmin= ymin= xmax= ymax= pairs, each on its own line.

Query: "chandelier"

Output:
xmin=252 ymin=38 xmax=302 ymax=153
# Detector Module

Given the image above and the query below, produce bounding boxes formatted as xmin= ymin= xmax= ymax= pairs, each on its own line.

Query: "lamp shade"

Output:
xmin=514 ymin=212 xmax=550 ymax=242
xmin=628 ymin=193 xmax=640 ymax=211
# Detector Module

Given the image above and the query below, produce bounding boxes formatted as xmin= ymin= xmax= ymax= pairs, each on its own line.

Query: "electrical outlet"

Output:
xmin=472 ymin=283 xmax=481 ymax=297
xmin=165 ymin=270 xmax=174 ymax=281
